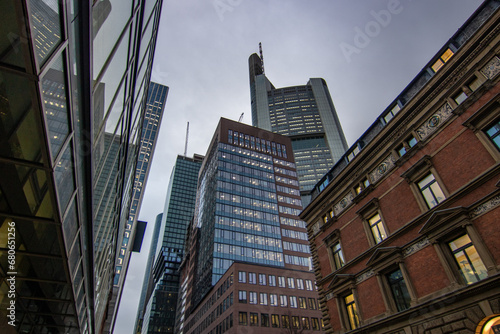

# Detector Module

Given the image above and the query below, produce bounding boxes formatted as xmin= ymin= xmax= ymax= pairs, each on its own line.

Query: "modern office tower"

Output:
xmin=106 ymin=82 xmax=168 ymax=333
xmin=180 ymin=118 xmax=323 ymax=333
xmin=137 ymin=154 xmax=203 ymax=334
xmin=134 ymin=213 xmax=163 ymax=334
xmin=249 ymin=52 xmax=349 ymax=205
xmin=301 ymin=2 xmax=500 ymax=333
xmin=0 ymin=1 xmax=163 ymax=333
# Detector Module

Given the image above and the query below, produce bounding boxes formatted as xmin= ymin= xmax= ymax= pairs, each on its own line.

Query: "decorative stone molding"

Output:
xmin=333 ymin=192 xmax=354 ymax=216
xmin=369 ymin=154 xmax=397 ymax=184
xmin=403 ymin=238 xmax=430 ymax=258
xmin=470 ymin=194 xmax=500 ymax=218
xmin=416 ymin=102 xmax=453 ymax=141
xmin=355 ymin=269 xmax=375 ymax=284
xmin=480 ymin=55 xmax=500 ymax=79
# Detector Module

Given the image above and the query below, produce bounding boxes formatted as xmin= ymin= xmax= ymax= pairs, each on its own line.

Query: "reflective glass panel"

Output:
xmin=0 ymin=70 xmax=43 ymax=162
xmin=0 ymin=0 xmax=27 ymax=68
xmin=28 ymin=0 xmax=63 ymax=66
xmin=42 ymin=54 xmax=70 ymax=159
xmin=54 ymin=143 xmax=76 ymax=212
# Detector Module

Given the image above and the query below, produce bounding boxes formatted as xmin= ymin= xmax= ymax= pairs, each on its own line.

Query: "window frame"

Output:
xmin=419 ymin=207 xmax=496 ymax=288
xmin=356 ymin=198 xmax=390 ymax=247
xmin=463 ymin=98 xmax=500 ymax=161
xmin=238 ymin=290 xmax=247 ymax=303
xmin=401 ymin=156 xmax=449 ymax=212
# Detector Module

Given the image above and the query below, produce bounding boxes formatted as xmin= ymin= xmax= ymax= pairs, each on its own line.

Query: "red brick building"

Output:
xmin=300 ymin=2 xmax=500 ymax=333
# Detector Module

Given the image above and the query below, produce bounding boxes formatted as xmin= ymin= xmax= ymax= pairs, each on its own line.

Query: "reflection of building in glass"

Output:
xmin=136 ymin=154 xmax=203 ymax=334
xmin=0 ymin=0 xmax=164 ymax=333
xmin=301 ymin=2 xmax=500 ymax=334
xmin=179 ymin=118 xmax=323 ymax=333
xmin=249 ymin=52 xmax=348 ymax=205
xmin=106 ymin=82 xmax=168 ymax=333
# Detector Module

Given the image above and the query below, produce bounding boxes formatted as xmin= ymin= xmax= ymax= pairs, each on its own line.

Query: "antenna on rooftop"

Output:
xmin=259 ymin=42 xmax=265 ymax=74
xmin=184 ymin=122 xmax=189 ymax=157
xmin=238 ymin=113 xmax=244 ymax=122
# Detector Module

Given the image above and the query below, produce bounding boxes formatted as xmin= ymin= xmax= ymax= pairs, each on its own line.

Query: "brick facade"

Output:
xmin=300 ymin=2 xmax=500 ymax=333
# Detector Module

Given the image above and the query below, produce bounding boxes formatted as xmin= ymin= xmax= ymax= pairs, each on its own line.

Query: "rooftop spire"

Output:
xmin=259 ymin=42 xmax=265 ymax=74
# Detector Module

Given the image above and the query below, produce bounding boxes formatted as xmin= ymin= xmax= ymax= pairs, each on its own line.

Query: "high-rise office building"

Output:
xmin=0 ymin=1 xmax=164 ymax=333
xmin=180 ymin=118 xmax=323 ymax=333
xmin=137 ymin=154 xmax=203 ymax=334
xmin=134 ymin=213 xmax=163 ymax=334
xmin=249 ymin=52 xmax=349 ymax=205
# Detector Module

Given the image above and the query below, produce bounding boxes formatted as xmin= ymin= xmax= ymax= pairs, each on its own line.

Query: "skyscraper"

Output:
xmin=180 ymin=118 xmax=323 ymax=333
xmin=137 ymin=154 xmax=203 ymax=334
xmin=0 ymin=1 xmax=163 ymax=333
xmin=249 ymin=51 xmax=349 ymax=205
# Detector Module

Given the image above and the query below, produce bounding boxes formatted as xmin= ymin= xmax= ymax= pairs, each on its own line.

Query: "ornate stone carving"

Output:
xmin=416 ymin=102 xmax=453 ymax=140
xmin=403 ymin=238 xmax=430 ymax=257
xmin=470 ymin=195 xmax=500 ymax=218
xmin=333 ymin=192 xmax=354 ymax=216
xmin=369 ymin=154 xmax=397 ymax=184
xmin=355 ymin=269 xmax=374 ymax=284
xmin=480 ymin=56 xmax=500 ymax=79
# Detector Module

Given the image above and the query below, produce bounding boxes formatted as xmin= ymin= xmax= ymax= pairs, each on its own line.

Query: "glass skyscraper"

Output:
xmin=0 ymin=1 xmax=163 ymax=333
xmin=180 ymin=118 xmax=323 ymax=333
xmin=249 ymin=53 xmax=349 ymax=205
xmin=137 ymin=154 xmax=203 ymax=334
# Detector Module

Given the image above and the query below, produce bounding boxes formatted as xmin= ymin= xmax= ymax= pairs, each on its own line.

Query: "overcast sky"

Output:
xmin=114 ymin=1 xmax=484 ymax=332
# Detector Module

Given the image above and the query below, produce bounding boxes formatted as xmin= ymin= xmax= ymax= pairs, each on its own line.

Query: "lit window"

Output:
xmin=287 ymin=277 xmax=295 ymax=289
xmin=449 ymin=234 xmax=488 ymax=284
xmin=299 ymin=297 xmax=307 ymax=309
xmin=467 ymin=76 xmax=482 ymax=92
xmin=311 ymin=318 xmax=320 ymax=330
xmin=271 ymin=314 xmax=280 ymax=328
xmin=250 ymin=312 xmax=258 ymax=326
xmin=291 ymin=316 xmax=300 ymax=329
xmin=486 ymin=119 xmax=500 ymax=151
xmin=305 ymin=279 xmax=313 ymax=291
xmin=431 ymin=48 xmax=454 ymax=72
xmin=239 ymin=312 xmax=247 ymax=325
xmin=331 ymin=242 xmax=345 ymax=270
xmin=368 ymin=213 xmax=388 ymax=244
xmin=282 ymin=315 xmax=290 ymax=328
xmin=386 ymin=269 xmax=411 ymax=311
xmin=417 ymin=173 xmax=446 ymax=209
xmin=309 ymin=297 xmax=317 ymax=310
xmin=345 ymin=293 xmax=360 ymax=330
xmin=297 ymin=278 xmax=304 ymax=290
xmin=302 ymin=317 xmax=310 ymax=329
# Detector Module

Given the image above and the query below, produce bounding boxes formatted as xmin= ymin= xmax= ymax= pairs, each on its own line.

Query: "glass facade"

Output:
xmin=249 ymin=54 xmax=348 ymax=205
xmin=191 ymin=119 xmax=312 ymax=308
xmin=0 ymin=0 xmax=164 ymax=333
xmin=138 ymin=155 xmax=202 ymax=334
